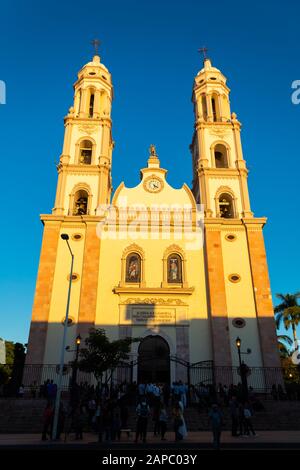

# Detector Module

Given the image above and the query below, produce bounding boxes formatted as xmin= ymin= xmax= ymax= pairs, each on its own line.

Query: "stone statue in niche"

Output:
xmin=126 ymin=254 xmax=141 ymax=282
xmin=168 ymin=254 xmax=182 ymax=283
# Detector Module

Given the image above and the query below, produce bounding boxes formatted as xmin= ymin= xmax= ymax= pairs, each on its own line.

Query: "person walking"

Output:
xmin=94 ymin=402 xmax=103 ymax=442
xmin=172 ymin=400 xmax=187 ymax=441
xmin=41 ymin=402 xmax=54 ymax=441
xmin=209 ymin=403 xmax=223 ymax=450
xmin=135 ymin=399 xmax=150 ymax=443
xmin=18 ymin=384 xmax=25 ymax=398
xmin=73 ymin=405 xmax=85 ymax=440
xmin=30 ymin=381 xmax=38 ymax=399
xmin=243 ymin=402 xmax=256 ymax=437
xmin=238 ymin=402 xmax=246 ymax=436
xmin=152 ymin=400 xmax=161 ymax=437
xmin=229 ymin=396 xmax=239 ymax=437
xmin=159 ymin=405 xmax=168 ymax=440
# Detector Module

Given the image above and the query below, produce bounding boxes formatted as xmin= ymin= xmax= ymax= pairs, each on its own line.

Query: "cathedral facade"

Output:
xmin=26 ymin=53 xmax=280 ymax=383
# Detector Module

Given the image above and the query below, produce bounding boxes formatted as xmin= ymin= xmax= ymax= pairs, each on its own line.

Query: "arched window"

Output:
xmin=201 ymin=95 xmax=208 ymax=121
xmin=167 ymin=254 xmax=182 ymax=283
xmin=89 ymin=91 xmax=95 ymax=118
xmin=219 ymin=193 xmax=234 ymax=218
xmin=79 ymin=140 xmax=92 ymax=164
xmin=73 ymin=190 xmax=88 ymax=215
xmin=125 ymin=253 xmax=141 ymax=283
xmin=214 ymin=144 xmax=228 ymax=168
xmin=211 ymin=94 xmax=220 ymax=122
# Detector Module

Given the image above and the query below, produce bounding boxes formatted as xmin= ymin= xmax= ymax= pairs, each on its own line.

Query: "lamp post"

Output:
xmin=70 ymin=334 xmax=81 ymax=408
xmin=236 ymin=337 xmax=248 ymax=401
xmin=52 ymin=233 xmax=74 ymax=440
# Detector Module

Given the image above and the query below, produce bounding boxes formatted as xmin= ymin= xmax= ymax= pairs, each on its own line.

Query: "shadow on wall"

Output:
xmin=17 ymin=312 xmax=286 ymax=395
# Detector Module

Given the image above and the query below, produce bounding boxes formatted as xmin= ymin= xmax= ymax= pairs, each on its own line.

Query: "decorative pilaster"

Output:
xmin=76 ymin=223 xmax=101 ymax=340
xmin=26 ymin=221 xmax=61 ymax=364
xmin=205 ymin=227 xmax=232 ymax=366
xmin=245 ymin=222 xmax=281 ymax=367
xmin=176 ymin=326 xmax=190 ymax=382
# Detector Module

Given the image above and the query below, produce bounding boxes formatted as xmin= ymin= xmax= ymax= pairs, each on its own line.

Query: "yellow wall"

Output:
xmin=43 ymin=226 xmax=86 ymax=363
xmin=221 ymin=227 xmax=263 ymax=367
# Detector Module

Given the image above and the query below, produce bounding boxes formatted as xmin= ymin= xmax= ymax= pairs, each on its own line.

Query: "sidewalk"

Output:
xmin=0 ymin=431 xmax=299 ymax=447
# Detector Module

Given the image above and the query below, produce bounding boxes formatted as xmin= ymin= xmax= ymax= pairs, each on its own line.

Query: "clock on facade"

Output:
xmin=145 ymin=177 xmax=163 ymax=193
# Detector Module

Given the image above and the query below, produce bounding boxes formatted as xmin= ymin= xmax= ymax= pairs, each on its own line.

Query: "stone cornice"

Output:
xmin=242 ymin=217 xmax=267 ymax=230
xmin=41 ymin=214 xmax=102 ymax=224
xmin=204 ymin=217 xmax=267 ymax=230
xmin=57 ymin=164 xmax=110 ymax=175
xmin=121 ymin=297 xmax=188 ymax=306
xmin=198 ymin=168 xmax=243 ymax=177
xmin=64 ymin=116 xmax=112 ymax=126
xmin=114 ymin=287 xmax=194 ymax=295
xmin=195 ymin=120 xmax=233 ymax=130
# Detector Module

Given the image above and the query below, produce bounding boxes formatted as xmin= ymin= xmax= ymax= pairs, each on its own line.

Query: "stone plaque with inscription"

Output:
xmin=131 ymin=307 xmax=176 ymax=325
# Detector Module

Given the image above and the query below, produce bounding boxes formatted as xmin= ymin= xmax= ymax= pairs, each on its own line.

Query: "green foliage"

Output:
xmin=274 ymin=293 xmax=300 ymax=348
xmin=4 ymin=341 xmax=15 ymax=365
xmin=277 ymin=335 xmax=293 ymax=358
xmin=0 ymin=341 xmax=26 ymax=388
xmin=274 ymin=292 xmax=300 ymax=314
xmin=77 ymin=328 xmax=139 ymax=383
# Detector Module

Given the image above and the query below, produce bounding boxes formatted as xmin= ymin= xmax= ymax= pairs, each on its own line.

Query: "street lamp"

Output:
xmin=236 ymin=337 xmax=248 ymax=401
xmin=52 ymin=233 xmax=74 ymax=440
xmin=76 ymin=334 xmax=82 ymax=347
xmin=70 ymin=334 xmax=81 ymax=407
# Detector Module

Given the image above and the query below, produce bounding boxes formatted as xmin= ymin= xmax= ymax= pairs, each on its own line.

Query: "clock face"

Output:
xmin=146 ymin=178 xmax=162 ymax=192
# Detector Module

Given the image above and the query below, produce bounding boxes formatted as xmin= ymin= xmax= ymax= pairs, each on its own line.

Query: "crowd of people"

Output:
xmin=18 ymin=377 xmax=289 ymax=448
xmin=39 ymin=379 xmax=190 ymax=443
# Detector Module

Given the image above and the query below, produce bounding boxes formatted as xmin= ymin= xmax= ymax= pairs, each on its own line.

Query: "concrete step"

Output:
xmin=1 ymin=398 xmax=300 ymax=433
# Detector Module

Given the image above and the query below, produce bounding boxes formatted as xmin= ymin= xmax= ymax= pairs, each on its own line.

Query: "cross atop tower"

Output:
xmin=91 ymin=38 xmax=101 ymax=56
xmin=198 ymin=46 xmax=208 ymax=61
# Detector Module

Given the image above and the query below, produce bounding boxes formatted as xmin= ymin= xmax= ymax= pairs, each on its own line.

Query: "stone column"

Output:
xmin=94 ymin=90 xmax=101 ymax=118
xmin=206 ymin=94 xmax=213 ymax=122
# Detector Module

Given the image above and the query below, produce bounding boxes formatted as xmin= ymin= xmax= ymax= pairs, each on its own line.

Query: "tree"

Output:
xmin=0 ymin=341 xmax=26 ymax=395
xmin=277 ymin=334 xmax=293 ymax=358
xmin=77 ymin=328 xmax=139 ymax=385
xmin=275 ymin=292 xmax=300 ymax=351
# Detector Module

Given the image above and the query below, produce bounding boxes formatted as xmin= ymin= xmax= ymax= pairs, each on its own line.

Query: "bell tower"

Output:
xmin=53 ymin=51 xmax=114 ymax=216
xmin=26 ymin=50 xmax=114 ymax=364
xmin=191 ymin=55 xmax=280 ymax=369
xmin=191 ymin=56 xmax=252 ymax=218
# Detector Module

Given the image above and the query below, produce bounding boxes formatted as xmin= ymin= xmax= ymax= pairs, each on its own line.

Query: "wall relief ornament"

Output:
xmin=209 ymin=127 xmax=230 ymax=139
xmin=78 ymin=124 xmax=97 ymax=135
xmin=123 ymin=297 xmax=187 ymax=306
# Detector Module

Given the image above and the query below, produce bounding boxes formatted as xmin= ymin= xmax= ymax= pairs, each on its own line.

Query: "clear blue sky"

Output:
xmin=0 ymin=0 xmax=299 ymax=344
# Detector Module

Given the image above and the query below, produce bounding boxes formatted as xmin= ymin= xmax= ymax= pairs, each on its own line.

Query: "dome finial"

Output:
xmin=198 ymin=46 xmax=211 ymax=66
xmin=91 ymin=38 xmax=101 ymax=57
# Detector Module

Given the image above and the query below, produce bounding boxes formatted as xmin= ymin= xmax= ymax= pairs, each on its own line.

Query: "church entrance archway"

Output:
xmin=138 ymin=335 xmax=170 ymax=384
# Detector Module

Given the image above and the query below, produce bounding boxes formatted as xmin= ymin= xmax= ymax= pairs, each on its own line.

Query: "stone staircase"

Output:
xmin=0 ymin=399 xmax=45 ymax=433
xmin=1 ymin=398 xmax=300 ymax=433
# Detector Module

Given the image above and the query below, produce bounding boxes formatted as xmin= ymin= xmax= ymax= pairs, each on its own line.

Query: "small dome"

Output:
xmin=195 ymin=58 xmax=227 ymax=85
xmin=197 ymin=58 xmax=221 ymax=76
xmin=77 ymin=55 xmax=111 ymax=82
xmin=85 ymin=55 xmax=109 ymax=72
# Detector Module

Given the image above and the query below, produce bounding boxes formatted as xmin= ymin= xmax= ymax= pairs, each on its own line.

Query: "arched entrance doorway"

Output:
xmin=138 ymin=335 xmax=170 ymax=384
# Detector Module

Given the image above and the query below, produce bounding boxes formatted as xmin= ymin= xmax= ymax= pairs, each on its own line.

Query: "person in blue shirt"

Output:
xmin=209 ymin=403 xmax=223 ymax=450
